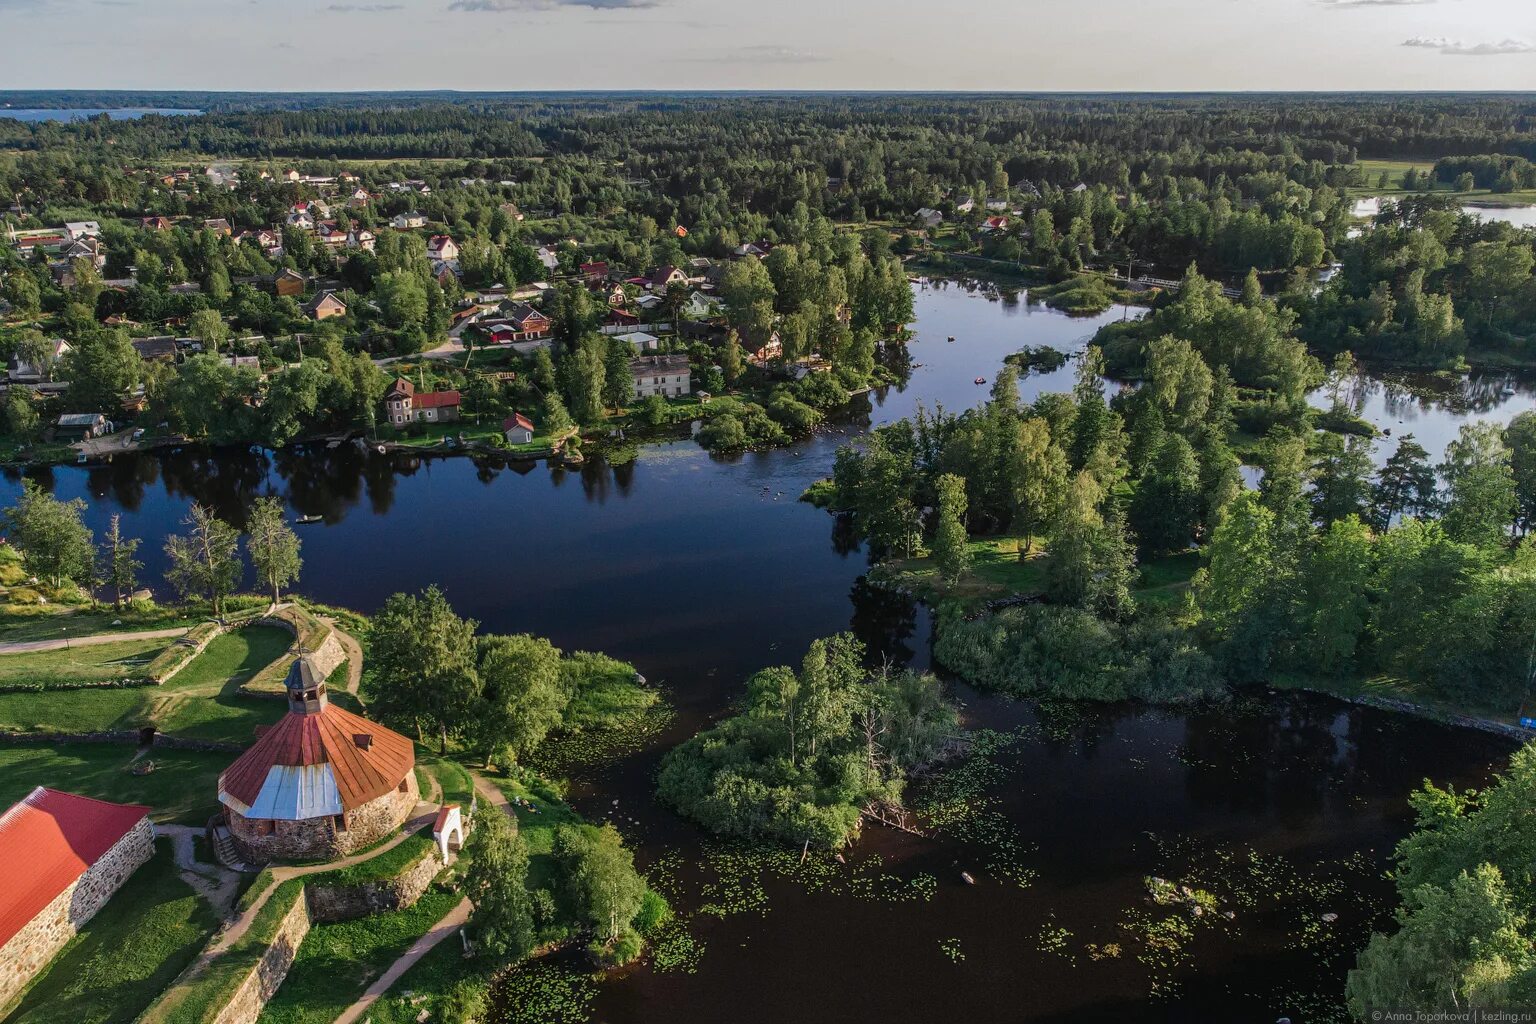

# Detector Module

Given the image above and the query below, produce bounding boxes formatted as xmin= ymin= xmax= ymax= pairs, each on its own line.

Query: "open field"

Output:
xmin=0 ymin=625 xmax=293 ymax=743
xmin=0 ymin=636 xmax=169 ymax=686
xmin=0 ymin=742 xmax=230 ymax=823
xmin=1347 ymin=157 xmax=1536 ymax=206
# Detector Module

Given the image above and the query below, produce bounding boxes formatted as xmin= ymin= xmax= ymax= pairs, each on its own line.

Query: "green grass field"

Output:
xmin=3 ymin=841 xmax=220 ymax=1024
xmin=0 ymin=743 xmax=231 ymax=823
xmin=0 ymin=636 xmax=170 ymax=687
xmin=254 ymin=888 xmax=462 ymax=1024
xmin=0 ymin=625 xmax=293 ymax=743
xmin=1347 ymin=157 xmax=1536 ymax=206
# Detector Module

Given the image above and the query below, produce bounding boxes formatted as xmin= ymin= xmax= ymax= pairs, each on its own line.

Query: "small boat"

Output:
xmin=974 ymin=377 xmax=987 ymax=385
xmin=294 ymin=514 xmax=324 ymax=525
xmin=960 ymin=871 xmax=976 ymax=885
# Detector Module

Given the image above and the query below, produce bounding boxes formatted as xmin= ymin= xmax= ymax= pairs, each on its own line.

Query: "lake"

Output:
xmin=0 ymin=108 xmax=201 ymax=123
xmin=0 ymin=281 xmax=1518 ymax=1022
xmin=1463 ymin=204 xmax=1536 ymax=229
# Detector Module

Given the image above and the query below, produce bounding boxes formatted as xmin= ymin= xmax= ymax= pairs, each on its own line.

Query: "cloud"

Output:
xmin=680 ymin=44 xmax=829 ymax=64
xmin=449 ymin=0 xmax=659 ymax=10
xmin=1403 ymin=36 xmax=1536 ymax=55
xmin=1318 ymin=0 xmax=1435 ymax=6
xmin=328 ymin=3 xmax=406 ymax=9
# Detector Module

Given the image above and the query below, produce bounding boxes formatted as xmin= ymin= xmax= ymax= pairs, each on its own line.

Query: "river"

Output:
xmin=0 ymin=280 xmax=1518 ymax=1022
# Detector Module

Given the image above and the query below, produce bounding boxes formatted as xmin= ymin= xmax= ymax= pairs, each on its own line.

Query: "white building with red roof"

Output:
xmin=0 ymin=788 xmax=153 ymax=1006
xmin=217 ymin=655 xmax=418 ymax=862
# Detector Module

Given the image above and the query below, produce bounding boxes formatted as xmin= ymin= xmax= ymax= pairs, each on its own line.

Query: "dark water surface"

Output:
xmin=0 ymin=280 xmax=1520 ymax=1022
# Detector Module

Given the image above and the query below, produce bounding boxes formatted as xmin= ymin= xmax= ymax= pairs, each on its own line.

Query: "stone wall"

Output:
xmin=227 ymin=773 xmax=418 ymax=863
xmin=306 ymin=843 xmax=444 ymax=924
xmin=210 ymin=887 xmax=312 ymax=1024
xmin=0 ymin=816 xmax=154 ymax=1008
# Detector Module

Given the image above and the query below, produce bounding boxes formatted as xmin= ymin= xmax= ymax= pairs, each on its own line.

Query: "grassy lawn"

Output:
xmin=254 ymin=888 xmax=463 ymax=1024
xmin=0 ymin=604 xmax=206 ymax=645
xmin=872 ymin=538 xmax=1200 ymax=613
xmin=3 ymin=841 xmax=219 ymax=1024
xmin=1134 ymin=551 xmax=1201 ymax=610
xmin=872 ymin=533 xmax=1047 ymax=608
xmin=0 ymin=636 xmax=169 ymax=687
xmin=0 ymin=625 xmax=292 ymax=744
xmin=0 ymin=743 xmax=231 ymax=823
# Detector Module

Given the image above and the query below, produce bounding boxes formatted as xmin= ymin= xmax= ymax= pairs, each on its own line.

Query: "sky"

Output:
xmin=0 ymin=0 xmax=1534 ymax=92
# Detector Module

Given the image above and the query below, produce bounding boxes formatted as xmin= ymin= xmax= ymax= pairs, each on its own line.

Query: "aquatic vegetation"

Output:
xmin=648 ymin=919 xmax=706 ymax=975
xmin=1036 ymin=916 xmax=1074 ymax=960
xmin=912 ymin=728 xmax=1039 ymax=888
xmin=939 ymin=937 xmax=965 ymax=963
xmin=493 ymin=960 xmax=597 ymax=1024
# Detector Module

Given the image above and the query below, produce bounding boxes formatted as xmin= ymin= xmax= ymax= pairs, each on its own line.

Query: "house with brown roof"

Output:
xmin=427 ymin=235 xmax=459 ymax=262
xmin=383 ymin=378 xmax=462 ymax=427
xmin=273 ymin=268 xmax=307 ymax=298
xmin=305 ymin=290 xmax=348 ymax=321
xmin=646 ymin=265 xmax=688 ymax=292
xmin=141 ymin=216 xmax=174 ymax=231
xmin=0 ymin=789 xmax=153 ymax=1007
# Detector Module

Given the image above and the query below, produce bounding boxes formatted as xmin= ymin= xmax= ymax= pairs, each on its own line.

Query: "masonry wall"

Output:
xmin=0 ymin=816 xmax=154 ymax=1008
xmin=228 ymin=773 xmax=418 ymax=863
xmin=211 ymin=887 xmax=312 ymax=1024
xmin=305 ymin=843 xmax=444 ymax=924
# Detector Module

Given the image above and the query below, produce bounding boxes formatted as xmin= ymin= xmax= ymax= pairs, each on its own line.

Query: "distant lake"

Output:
xmin=0 ymin=107 xmax=201 ymax=123
xmin=1463 ymin=204 xmax=1536 ymax=229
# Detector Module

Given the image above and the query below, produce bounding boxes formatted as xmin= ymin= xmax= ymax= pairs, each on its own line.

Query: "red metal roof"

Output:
xmin=0 ymin=788 xmax=149 ymax=948
xmin=219 ymin=702 xmax=414 ymax=816
xmin=502 ymin=413 xmax=535 ymax=433
xmin=414 ymin=390 xmax=461 ymax=410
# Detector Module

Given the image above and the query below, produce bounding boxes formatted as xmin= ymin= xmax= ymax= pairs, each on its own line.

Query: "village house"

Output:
xmin=218 ymin=653 xmax=418 ymax=861
xmin=383 ymin=378 xmax=462 ymax=426
xmin=6 ymin=338 xmax=71 ymax=382
xmin=579 ymin=261 xmax=609 ymax=283
xmin=391 ymin=212 xmax=427 ymax=230
xmin=535 ymin=246 xmax=560 ymax=272
xmin=739 ymin=331 xmax=784 ymax=365
xmin=347 ymin=228 xmax=376 ymax=252
xmin=272 ymin=268 xmax=307 ymax=297
xmin=502 ymin=412 xmax=536 ymax=445
xmin=305 ymin=290 xmax=348 ymax=321
xmin=54 ymin=413 xmax=112 ymax=441
xmin=646 ymin=265 xmax=689 ymax=292
xmin=495 ymin=300 xmax=552 ymax=340
xmin=979 ymin=216 xmax=1010 ymax=233
xmin=629 ymin=353 xmax=692 ymax=399
xmin=426 ymin=235 xmax=460 ymax=262
xmin=915 ymin=208 xmax=943 ymax=229
xmin=501 ymin=202 xmax=525 ymax=222
xmin=130 ymin=336 xmax=181 ymax=362
xmin=622 ymin=330 xmax=660 ymax=351
xmin=347 ymin=187 xmax=372 ymax=208
xmin=140 ymin=215 xmax=173 ymax=231
xmin=63 ymin=221 xmax=100 ymax=240
xmin=0 ymin=789 xmax=154 ymax=1008
xmin=203 ymin=218 xmax=233 ymax=236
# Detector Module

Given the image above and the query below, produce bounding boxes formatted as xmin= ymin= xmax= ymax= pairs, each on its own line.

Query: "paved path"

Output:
xmin=0 ymin=625 xmax=189 ymax=655
xmin=329 ymin=771 xmax=517 ymax=1024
